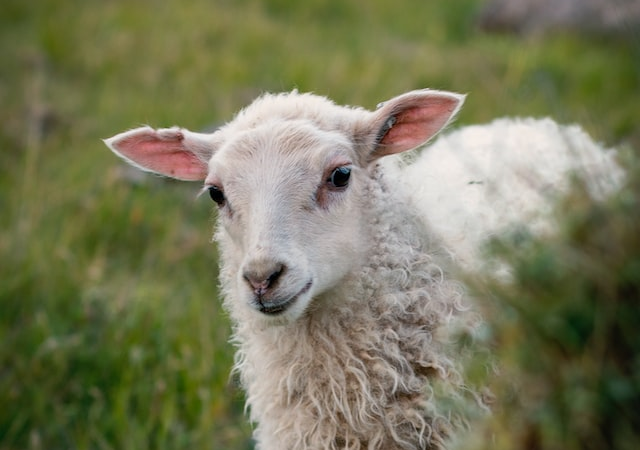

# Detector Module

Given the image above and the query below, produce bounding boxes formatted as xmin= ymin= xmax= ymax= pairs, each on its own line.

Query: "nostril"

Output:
xmin=267 ymin=266 xmax=283 ymax=285
xmin=243 ymin=264 xmax=285 ymax=296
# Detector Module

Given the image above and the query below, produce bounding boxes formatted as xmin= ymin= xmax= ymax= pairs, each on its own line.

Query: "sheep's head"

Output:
xmin=104 ymin=89 xmax=464 ymax=324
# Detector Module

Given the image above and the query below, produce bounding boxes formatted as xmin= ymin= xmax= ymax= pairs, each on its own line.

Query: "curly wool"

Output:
xmin=219 ymin=164 xmax=469 ymax=450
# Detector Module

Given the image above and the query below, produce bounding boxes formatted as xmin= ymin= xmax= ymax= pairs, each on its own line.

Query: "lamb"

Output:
xmin=104 ymin=88 xmax=620 ymax=449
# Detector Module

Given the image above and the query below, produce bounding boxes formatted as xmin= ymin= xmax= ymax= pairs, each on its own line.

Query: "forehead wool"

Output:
xmin=208 ymin=120 xmax=356 ymax=196
xmin=216 ymin=91 xmax=372 ymax=139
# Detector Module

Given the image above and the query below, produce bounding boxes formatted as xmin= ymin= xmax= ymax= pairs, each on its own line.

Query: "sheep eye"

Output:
xmin=328 ymin=166 xmax=351 ymax=188
xmin=208 ymin=185 xmax=225 ymax=206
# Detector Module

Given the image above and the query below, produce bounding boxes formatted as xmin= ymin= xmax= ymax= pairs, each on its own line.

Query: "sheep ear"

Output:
xmin=103 ymin=126 xmax=216 ymax=181
xmin=366 ymin=89 xmax=465 ymax=161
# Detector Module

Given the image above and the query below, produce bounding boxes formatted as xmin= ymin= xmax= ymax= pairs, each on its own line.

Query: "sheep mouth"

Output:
xmin=258 ymin=281 xmax=312 ymax=315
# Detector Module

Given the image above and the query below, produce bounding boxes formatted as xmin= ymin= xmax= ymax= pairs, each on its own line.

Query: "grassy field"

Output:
xmin=1 ymin=0 xmax=638 ymax=449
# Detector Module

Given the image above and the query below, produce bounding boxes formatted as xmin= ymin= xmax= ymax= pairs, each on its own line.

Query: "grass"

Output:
xmin=0 ymin=0 xmax=638 ymax=449
xmin=459 ymin=152 xmax=640 ymax=450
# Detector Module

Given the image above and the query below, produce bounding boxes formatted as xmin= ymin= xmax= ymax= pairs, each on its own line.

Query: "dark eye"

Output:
xmin=328 ymin=166 xmax=351 ymax=188
xmin=208 ymin=185 xmax=225 ymax=206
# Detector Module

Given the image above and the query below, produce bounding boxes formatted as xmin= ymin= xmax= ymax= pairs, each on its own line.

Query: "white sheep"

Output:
xmin=104 ymin=89 xmax=620 ymax=449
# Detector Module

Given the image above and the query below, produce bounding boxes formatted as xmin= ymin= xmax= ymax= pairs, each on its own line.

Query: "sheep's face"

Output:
xmin=206 ymin=121 xmax=368 ymax=323
xmin=104 ymin=89 xmax=464 ymax=324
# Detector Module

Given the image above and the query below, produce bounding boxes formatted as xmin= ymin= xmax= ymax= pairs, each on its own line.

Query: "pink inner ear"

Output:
xmin=376 ymin=95 xmax=461 ymax=157
xmin=110 ymin=128 xmax=208 ymax=181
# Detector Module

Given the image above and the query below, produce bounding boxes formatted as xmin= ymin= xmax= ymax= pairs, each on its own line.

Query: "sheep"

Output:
xmin=104 ymin=88 xmax=620 ymax=449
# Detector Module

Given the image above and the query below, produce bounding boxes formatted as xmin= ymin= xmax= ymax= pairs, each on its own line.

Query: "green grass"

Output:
xmin=1 ymin=0 xmax=638 ymax=449
xmin=459 ymin=153 xmax=640 ymax=450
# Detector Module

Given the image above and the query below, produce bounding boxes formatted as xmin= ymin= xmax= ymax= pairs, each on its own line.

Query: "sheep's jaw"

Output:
xmin=251 ymin=280 xmax=313 ymax=316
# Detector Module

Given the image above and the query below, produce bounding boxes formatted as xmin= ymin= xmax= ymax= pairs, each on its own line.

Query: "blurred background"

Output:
xmin=1 ymin=0 xmax=638 ymax=449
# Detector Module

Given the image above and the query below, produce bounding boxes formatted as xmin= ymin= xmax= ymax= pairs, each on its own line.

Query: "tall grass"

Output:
xmin=1 ymin=0 xmax=638 ymax=449
xmin=459 ymin=152 xmax=640 ymax=450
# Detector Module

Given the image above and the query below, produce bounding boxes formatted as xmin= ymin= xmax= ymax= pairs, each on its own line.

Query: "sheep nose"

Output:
xmin=243 ymin=263 xmax=285 ymax=296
